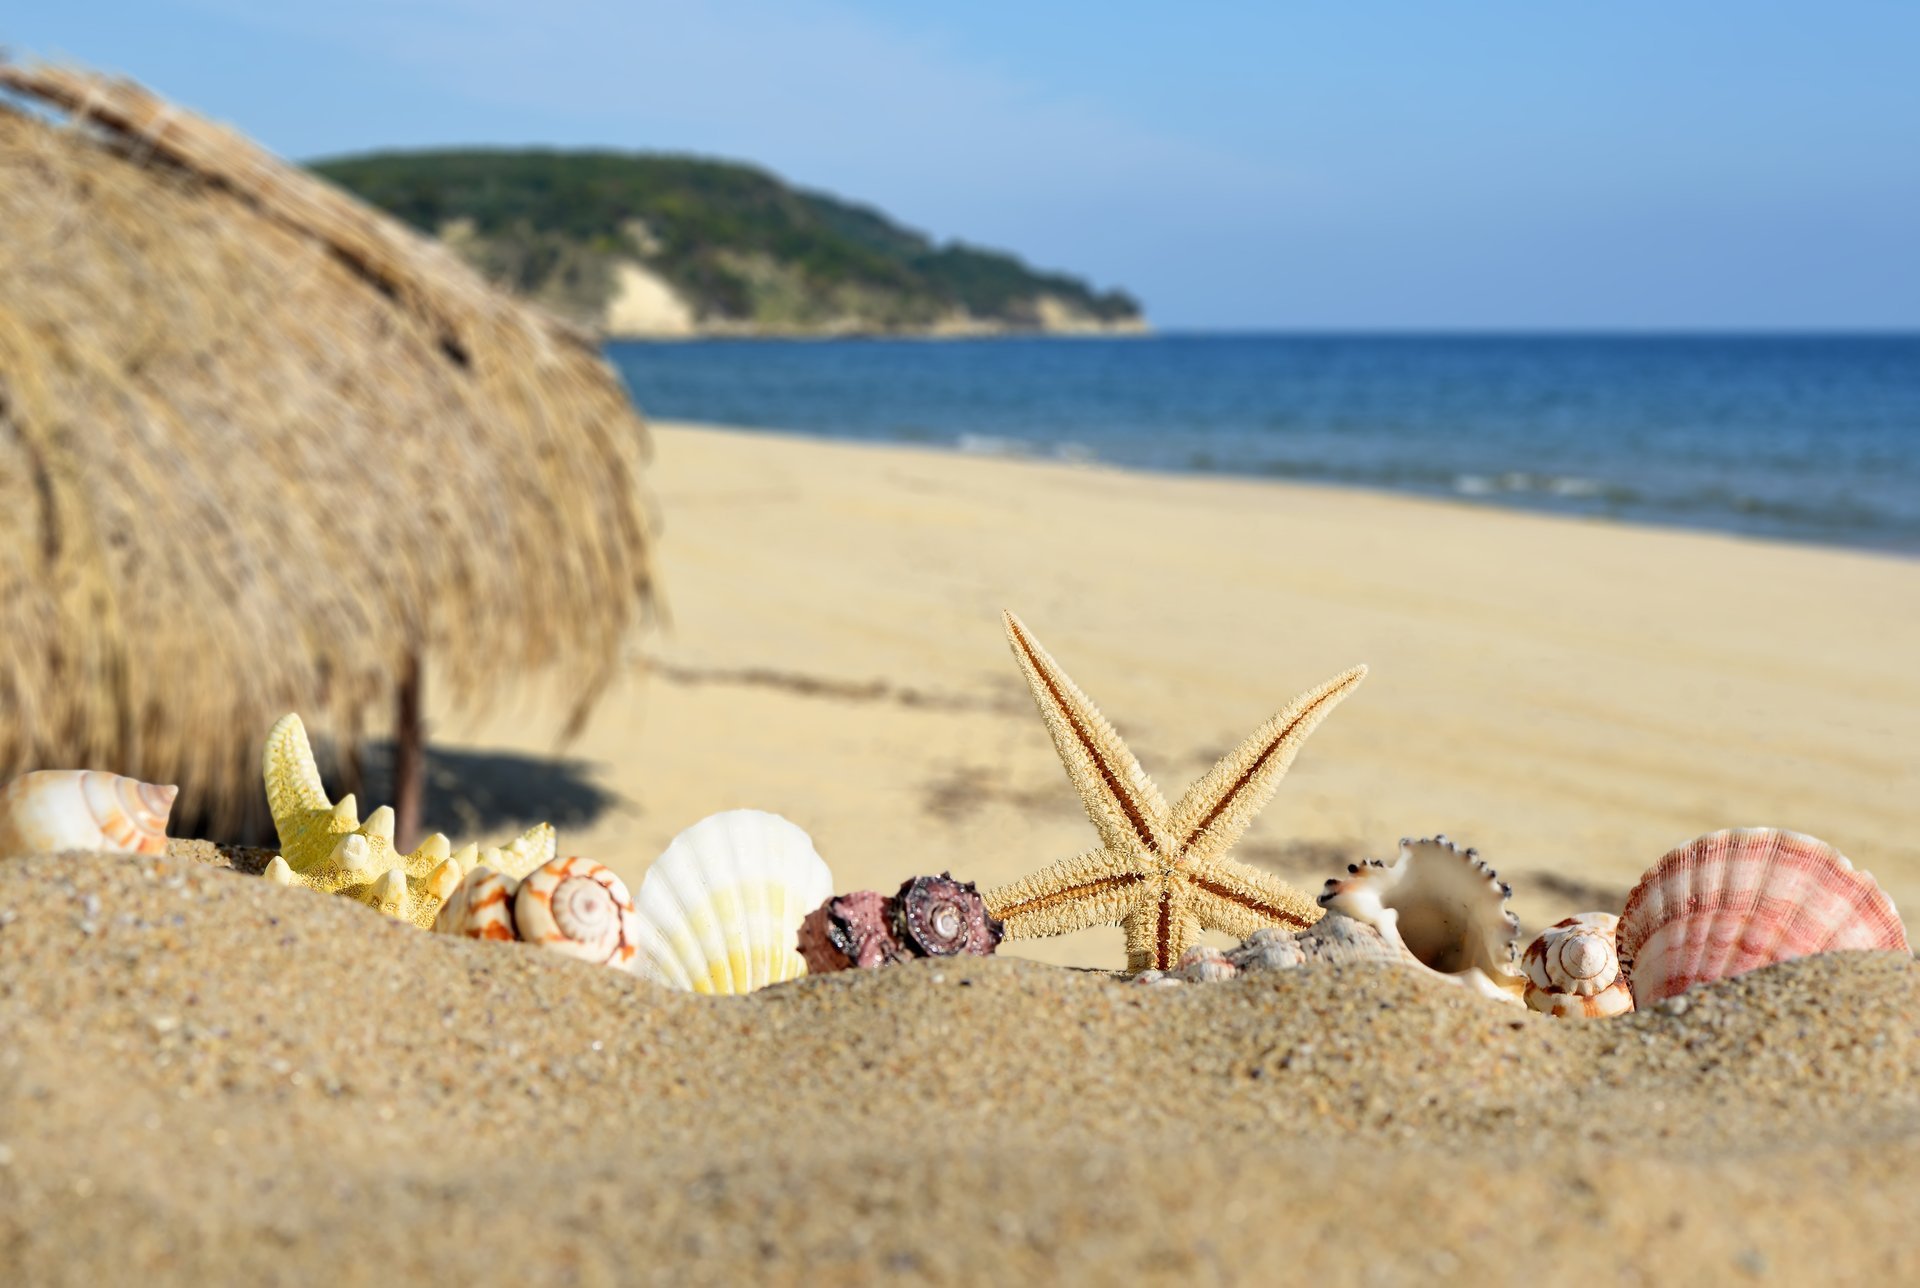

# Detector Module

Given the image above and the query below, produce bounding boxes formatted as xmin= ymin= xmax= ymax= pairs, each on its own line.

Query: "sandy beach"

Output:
xmin=456 ymin=422 xmax=1920 ymax=966
xmin=0 ymin=849 xmax=1915 ymax=1283
xmin=2 ymin=426 xmax=1917 ymax=1283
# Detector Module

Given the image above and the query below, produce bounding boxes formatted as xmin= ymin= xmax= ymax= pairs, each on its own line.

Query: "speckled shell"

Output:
xmin=893 ymin=872 xmax=1004 ymax=958
xmin=797 ymin=890 xmax=908 ymax=973
xmin=432 ymin=866 xmax=519 ymax=941
xmin=0 ymin=770 xmax=177 ymax=857
xmin=1318 ymin=835 xmax=1524 ymax=1002
xmin=1523 ymin=913 xmax=1634 ymax=1018
xmin=1617 ymin=828 xmax=1909 ymax=1005
xmin=513 ymin=856 xmax=641 ymax=968
xmin=631 ymin=810 xmax=834 ymax=994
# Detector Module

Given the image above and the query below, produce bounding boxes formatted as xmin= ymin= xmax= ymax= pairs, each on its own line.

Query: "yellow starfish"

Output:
xmin=983 ymin=613 xmax=1366 ymax=973
xmin=261 ymin=713 xmax=555 ymax=929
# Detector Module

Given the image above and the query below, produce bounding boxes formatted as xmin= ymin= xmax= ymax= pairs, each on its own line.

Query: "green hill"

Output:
xmin=309 ymin=149 xmax=1145 ymax=336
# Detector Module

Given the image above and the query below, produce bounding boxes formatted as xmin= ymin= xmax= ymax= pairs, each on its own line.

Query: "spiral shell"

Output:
xmin=1317 ymin=835 xmax=1524 ymax=1002
xmin=1522 ymin=913 xmax=1634 ymax=1018
xmin=893 ymin=872 xmax=1004 ymax=958
xmin=0 ymin=770 xmax=177 ymax=857
xmin=432 ymin=866 xmax=519 ymax=941
xmin=1617 ymin=828 xmax=1908 ymax=1005
xmin=513 ymin=856 xmax=641 ymax=968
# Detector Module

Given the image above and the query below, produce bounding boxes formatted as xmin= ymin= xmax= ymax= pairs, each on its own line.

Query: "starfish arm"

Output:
xmin=1003 ymin=612 xmax=1169 ymax=855
xmin=1166 ymin=665 xmax=1367 ymax=865
xmin=1124 ymin=882 xmax=1203 ymax=974
xmin=1185 ymin=855 xmax=1321 ymax=939
xmin=263 ymin=712 xmax=345 ymax=872
xmin=983 ymin=847 xmax=1146 ymax=942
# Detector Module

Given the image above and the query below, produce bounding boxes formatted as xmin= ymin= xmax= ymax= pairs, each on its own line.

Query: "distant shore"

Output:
xmin=449 ymin=421 xmax=1920 ymax=970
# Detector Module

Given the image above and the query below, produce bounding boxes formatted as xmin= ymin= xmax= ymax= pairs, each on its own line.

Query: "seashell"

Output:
xmin=631 ymin=810 xmax=834 ymax=994
xmin=1617 ymin=828 xmax=1909 ymax=1005
xmin=1171 ymin=944 xmax=1240 ymax=982
xmin=0 ymin=770 xmax=177 ymax=857
xmin=432 ymin=866 xmax=519 ymax=942
xmin=1317 ymin=835 xmax=1524 ymax=1003
xmin=1240 ymin=913 xmax=1411 ymax=972
xmin=892 ymin=872 xmax=1004 ymax=958
xmin=797 ymin=890 xmax=908 ymax=973
xmin=513 ymin=856 xmax=641 ymax=968
xmin=1522 ymin=913 xmax=1634 ymax=1018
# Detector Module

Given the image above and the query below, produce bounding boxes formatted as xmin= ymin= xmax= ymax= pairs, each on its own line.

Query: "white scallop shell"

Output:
xmin=513 ymin=856 xmax=641 ymax=968
xmin=1522 ymin=913 xmax=1634 ymax=1018
xmin=630 ymin=810 xmax=834 ymax=994
xmin=432 ymin=866 xmax=519 ymax=942
xmin=1317 ymin=835 xmax=1524 ymax=1003
xmin=0 ymin=770 xmax=178 ymax=856
xmin=1617 ymin=828 xmax=1909 ymax=1005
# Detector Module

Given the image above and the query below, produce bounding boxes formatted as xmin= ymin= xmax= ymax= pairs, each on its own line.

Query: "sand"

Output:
xmin=449 ymin=422 xmax=1920 ymax=967
xmin=1 ymin=849 xmax=1916 ymax=1284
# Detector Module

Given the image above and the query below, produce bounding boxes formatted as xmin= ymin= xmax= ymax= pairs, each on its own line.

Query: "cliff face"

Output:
xmin=310 ymin=150 xmax=1145 ymax=337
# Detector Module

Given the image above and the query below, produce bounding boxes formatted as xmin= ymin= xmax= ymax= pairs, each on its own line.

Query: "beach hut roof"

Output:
xmin=0 ymin=62 xmax=657 ymax=834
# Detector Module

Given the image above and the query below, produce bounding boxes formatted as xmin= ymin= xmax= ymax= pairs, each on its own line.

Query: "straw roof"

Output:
xmin=0 ymin=62 xmax=657 ymax=835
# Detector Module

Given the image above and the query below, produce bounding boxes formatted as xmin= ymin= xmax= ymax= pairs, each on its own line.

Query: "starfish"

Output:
xmin=261 ymin=713 xmax=555 ymax=929
xmin=982 ymin=613 xmax=1367 ymax=973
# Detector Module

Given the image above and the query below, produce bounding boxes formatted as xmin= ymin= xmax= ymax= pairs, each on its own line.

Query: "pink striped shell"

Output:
xmin=1617 ymin=828 xmax=1909 ymax=1005
xmin=512 ymin=856 xmax=641 ymax=968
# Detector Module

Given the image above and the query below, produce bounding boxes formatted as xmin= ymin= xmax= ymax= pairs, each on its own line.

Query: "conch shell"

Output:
xmin=1522 ymin=913 xmax=1634 ymax=1018
xmin=1617 ymin=828 xmax=1909 ymax=1005
xmin=433 ymin=866 xmax=517 ymax=941
xmin=1317 ymin=836 xmax=1524 ymax=1003
xmin=0 ymin=770 xmax=177 ymax=857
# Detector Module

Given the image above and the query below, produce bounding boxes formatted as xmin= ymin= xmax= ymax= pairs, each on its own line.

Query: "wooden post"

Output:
xmin=393 ymin=651 xmax=425 ymax=854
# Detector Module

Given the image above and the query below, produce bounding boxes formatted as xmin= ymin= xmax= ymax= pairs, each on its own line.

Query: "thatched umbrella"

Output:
xmin=0 ymin=62 xmax=657 ymax=845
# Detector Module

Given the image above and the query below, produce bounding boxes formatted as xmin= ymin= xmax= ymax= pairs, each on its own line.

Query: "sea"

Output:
xmin=606 ymin=334 xmax=1920 ymax=554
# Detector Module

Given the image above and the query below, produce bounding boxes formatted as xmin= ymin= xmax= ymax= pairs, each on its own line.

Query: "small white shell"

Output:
xmin=0 ymin=770 xmax=178 ymax=857
xmin=1170 ymin=944 xmax=1240 ymax=982
xmin=1523 ymin=913 xmax=1634 ymax=1018
xmin=513 ymin=856 xmax=641 ymax=967
xmin=1618 ymin=828 xmax=1908 ymax=1004
xmin=631 ymin=810 xmax=834 ymax=994
xmin=1318 ymin=835 xmax=1524 ymax=1002
xmin=432 ymin=866 xmax=519 ymax=941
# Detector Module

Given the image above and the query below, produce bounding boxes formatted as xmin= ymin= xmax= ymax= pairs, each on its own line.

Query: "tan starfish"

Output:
xmin=982 ymin=612 xmax=1366 ymax=973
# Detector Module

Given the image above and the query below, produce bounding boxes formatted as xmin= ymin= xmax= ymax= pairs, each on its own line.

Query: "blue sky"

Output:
xmin=10 ymin=2 xmax=1918 ymax=329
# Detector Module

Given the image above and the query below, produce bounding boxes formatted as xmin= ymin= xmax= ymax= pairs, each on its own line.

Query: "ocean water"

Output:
xmin=607 ymin=334 xmax=1920 ymax=553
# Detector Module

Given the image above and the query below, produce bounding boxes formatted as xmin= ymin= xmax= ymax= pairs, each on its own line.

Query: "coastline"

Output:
xmin=449 ymin=421 xmax=1920 ymax=968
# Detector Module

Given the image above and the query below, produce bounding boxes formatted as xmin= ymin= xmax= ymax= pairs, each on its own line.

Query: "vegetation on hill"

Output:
xmin=310 ymin=149 xmax=1143 ymax=335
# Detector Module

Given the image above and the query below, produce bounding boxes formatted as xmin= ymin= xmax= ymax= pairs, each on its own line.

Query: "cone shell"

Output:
xmin=1617 ymin=828 xmax=1909 ymax=1005
xmin=433 ymin=867 xmax=519 ymax=942
xmin=1523 ymin=913 xmax=1634 ymax=1018
xmin=0 ymin=770 xmax=178 ymax=857
xmin=1317 ymin=835 xmax=1523 ymax=1000
xmin=631 ymin=810 xmax=834 ymax=994
xmin=513 ymin=856 xmax=641 ymax=968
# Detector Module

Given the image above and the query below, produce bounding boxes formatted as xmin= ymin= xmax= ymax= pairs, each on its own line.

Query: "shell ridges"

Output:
xmin=1617 ymin=827 xmax=1908 ymax=1004
xmin=630 ymin=810 xmax=834 ymax=995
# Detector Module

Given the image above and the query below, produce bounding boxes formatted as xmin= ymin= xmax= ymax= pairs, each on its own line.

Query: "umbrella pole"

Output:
xmin=394 ymin=652 xmax=424 ymax=853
